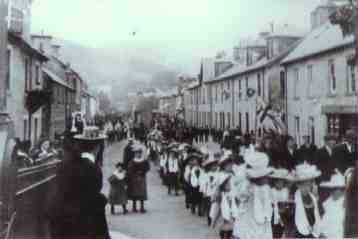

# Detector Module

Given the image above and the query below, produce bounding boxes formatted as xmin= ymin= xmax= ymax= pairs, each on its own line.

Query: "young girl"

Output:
xmin=108 ymin=162 xmax=128 ymax=215
xmin=291 ymin=162 xmax=321 ymax=238
xmin=269 ymin=168 xmax=290 ymax=239
xmin=320 ymin=171 xmax=345 ymax=238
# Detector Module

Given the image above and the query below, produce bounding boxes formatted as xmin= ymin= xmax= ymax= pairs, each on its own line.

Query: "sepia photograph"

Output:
xmin=0 ymin=0 xmax=357 ymax=238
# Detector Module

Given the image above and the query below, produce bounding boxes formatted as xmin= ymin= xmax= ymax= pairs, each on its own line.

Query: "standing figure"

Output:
xmin=320 ymin=171 xmax=345 ymax=238
xmin=127 ymin=144 xmax=150 ymax=213
xmin=232 ymin=151 xmax=274 ymax=239
xmin=167 ymin=148 xmax=180 ymax=196
xmin=48 ymin=127 xmax=110 ymax=239
xmin=291 ymin=162 xmax=322 ymax=238
xmin=190 ymin=156 xmax=202 ymax=215
xmin=122 ymin=138 xmax=134 ymax=170
xmin=108 ymin=162 xmax=128 ymax=215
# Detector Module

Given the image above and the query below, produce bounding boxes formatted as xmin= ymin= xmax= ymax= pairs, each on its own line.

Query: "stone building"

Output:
xmin=282 ymin=23 xmax=357 ymax=146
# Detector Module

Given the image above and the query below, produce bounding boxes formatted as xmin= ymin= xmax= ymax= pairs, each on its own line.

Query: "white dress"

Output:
xmin=320 ymin=196 xmax=344 ymax=239
xmin=233 ymin=184 xmax=273 ymax=239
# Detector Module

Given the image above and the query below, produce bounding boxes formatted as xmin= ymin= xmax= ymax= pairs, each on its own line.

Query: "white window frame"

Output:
xmin=328 ymin=59 xmax=336 ymax=95
xmin=347 ymin=59 xmax=357 ymax=94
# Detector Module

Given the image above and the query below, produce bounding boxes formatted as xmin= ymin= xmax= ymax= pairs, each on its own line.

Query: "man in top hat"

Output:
xmin=48 ymin=126 xmax=110 ymax=239
xmin=333 ymin=129 xmax=358 ymax=174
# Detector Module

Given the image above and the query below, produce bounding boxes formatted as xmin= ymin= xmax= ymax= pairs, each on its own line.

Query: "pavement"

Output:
xmin=102 ymin=140 xmax=218 ymax=239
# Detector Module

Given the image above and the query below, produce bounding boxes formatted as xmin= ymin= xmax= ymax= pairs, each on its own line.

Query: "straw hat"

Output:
xmin=320 ymin=171 xmax=346 ymax=188
xmin=245 ymin=151 xmax=273 ymax=178
xmin=269 ymin=168 xmax=290 ymax=180
xmin=290 ymin=162 xmax=321 ymax=182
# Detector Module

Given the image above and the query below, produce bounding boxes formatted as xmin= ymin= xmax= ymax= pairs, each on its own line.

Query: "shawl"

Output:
xmin=294 ymin=191 xmax=321 ymax=237
xmin=190 ymin=166 xmax=200 ymax=187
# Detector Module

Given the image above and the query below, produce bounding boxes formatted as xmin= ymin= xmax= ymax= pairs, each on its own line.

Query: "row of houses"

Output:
xmin=160 ymin=0 xmax=358 ymax=147
xmin=5 ymin=0 xmax=99 ymax=146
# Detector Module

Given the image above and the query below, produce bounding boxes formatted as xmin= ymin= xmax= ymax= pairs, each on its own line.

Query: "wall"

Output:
xmin=286 ymin=47 xmax=358 ymax=147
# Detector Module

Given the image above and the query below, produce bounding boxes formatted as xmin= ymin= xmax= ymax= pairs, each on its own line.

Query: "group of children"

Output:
xmin=156 ymin=140 xmax=350 ymax=239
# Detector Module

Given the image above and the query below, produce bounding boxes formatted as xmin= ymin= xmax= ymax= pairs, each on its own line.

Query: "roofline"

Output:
xmin=281 ymin=41 xmax=353 ymax=66
xmin=9 ymin=32 xmax=48 ymax=62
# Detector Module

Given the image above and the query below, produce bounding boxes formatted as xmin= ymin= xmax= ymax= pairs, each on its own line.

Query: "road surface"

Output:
xmin=102 ymin=141 xmax=218 ymax=239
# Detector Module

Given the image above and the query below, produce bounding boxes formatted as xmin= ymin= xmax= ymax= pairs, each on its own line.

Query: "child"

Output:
xmin=320 ymin=171 xmax=345 ymax=238
xmin=108 ymin=162 xmax=128 ymax=215
xmin=167 ymin=148 xmax=180 ymax=196
xmin=291 ymin=162 xmax=321 ymax=238
xmin=269 ymin=168 xmax=290 ymax=239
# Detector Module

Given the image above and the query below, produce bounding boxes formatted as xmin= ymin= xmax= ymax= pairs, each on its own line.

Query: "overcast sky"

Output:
xmin=31 ymin=0 xmax=324 ymax=74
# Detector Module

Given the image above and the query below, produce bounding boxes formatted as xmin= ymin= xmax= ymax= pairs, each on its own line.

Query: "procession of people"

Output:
xmin=141 ymin=115 xmax=358 ymax=239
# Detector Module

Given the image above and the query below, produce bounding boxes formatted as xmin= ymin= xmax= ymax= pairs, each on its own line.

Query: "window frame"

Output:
xmin=328 ymin=59 xmax=337 ymax=95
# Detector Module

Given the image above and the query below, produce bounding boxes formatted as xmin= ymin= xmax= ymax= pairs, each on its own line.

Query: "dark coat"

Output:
xmin=48 ymin=153 xmax=110 ymax=239
xmin=123 ymin=143 xmax=134 ymax=170
xmin=315 ymin=147 xmax=335 ymax=182
xmin=127 ymin=160 xmax=150 ymax=201
xmin=108 ymin=173 xmax=128 ymax=205
xmin=296 ymin=144 xmax=317 ymax=165
xmin=332 ymin=143 xmax=357 ymax=174
xmin=275 ymin=148 xmax=298 ymax=171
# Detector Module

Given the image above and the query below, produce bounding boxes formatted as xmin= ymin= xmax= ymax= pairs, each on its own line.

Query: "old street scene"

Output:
xmin=0 ymin=0 xmax=358 ymax=239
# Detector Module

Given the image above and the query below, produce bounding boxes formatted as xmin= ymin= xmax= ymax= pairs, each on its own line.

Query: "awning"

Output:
xmin=322 ymin=105 xmax=358 ymax=114
xmin=42 ymin=68 xmax=71 ymax=89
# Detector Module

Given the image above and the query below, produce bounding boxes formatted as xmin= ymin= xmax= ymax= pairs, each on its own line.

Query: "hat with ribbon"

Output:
xmin=245 ymin=151 xmax=273 ymax=178
xmin=269 ymin=168 xmax=290 ymax=180
xmin=290 ymin=162 xmax=321 ymax=182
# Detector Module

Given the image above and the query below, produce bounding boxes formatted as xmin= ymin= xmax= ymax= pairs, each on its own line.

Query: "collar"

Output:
xmin=81 ymin=152 xmax=95 ymax=163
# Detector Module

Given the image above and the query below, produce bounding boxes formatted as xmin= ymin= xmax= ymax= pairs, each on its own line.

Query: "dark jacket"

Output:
xmin=276 ymin=148 xmax=298 ymax=171
xmin=296 ymin=144 xmax=317 ymax=165
xmin=123 ymin=143 xmax=134 ymax=170
xmin=315 ymin=146 xmax=335 ymax=182
xmin=48 ymin=153 xmax=110 ymax=239
xmin=332 ymin=143 xmax=357 ymax=174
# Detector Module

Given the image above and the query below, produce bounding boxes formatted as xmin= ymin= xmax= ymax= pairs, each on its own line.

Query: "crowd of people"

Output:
xmin=142 ymin=119 xmax=358 ymax=239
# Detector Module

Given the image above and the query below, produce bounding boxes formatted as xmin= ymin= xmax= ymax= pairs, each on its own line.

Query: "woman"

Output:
xmin=232 ymin=150 xmax=274 ymax=239
xmin=32 ymin=139 xmax=58 ymax=164
xmin=127 ymin=144 xmax=150 ymax=213
xmin=108 ymin=162 xmax=128 ymax=215
xmin=290 ymin=162 xmax=321 ymax=238
xmin=166 ymin=148 xmax=180 ymax=196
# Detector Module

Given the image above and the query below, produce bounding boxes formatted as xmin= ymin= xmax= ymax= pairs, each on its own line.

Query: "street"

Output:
xmin=102 ymin=141 xmax=218 ymax=239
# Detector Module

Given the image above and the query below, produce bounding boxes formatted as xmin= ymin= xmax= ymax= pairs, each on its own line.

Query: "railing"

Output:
xmin=0 ymin=160 xmax=62 ymax=239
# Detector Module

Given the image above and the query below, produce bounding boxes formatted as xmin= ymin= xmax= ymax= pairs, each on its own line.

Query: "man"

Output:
xmin=123 ymin=138 xmax=134 ymax=170
xmin=333 ymin=129 xmax=358 ymax=174
xmin=277 ymin=136 xmax=298 ymax=170
xmin=297 ymin=135 xmax=317 ymax=165
xmin=315 ymin=134 xmax=337 ymax=182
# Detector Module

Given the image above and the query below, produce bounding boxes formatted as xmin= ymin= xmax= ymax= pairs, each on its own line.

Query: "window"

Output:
xmin=307 ymin=65 xmax=313 ymax=97
xmin=221 ymin=82 xmax=224 ymax=103
xmin=25 ymin=58 xmax=32 ymax=91
xmin=35 ymin=64 xmax=40 ymax=85
xmin=308 ymin=117 xmax=315 ymax=145
xmin=57 ymin=87 xmax=61 ymax=104
xmin=294 ymin=68 xmax=300 ymax=99
xmin=245 ymin=112 xmax=249 ymax=133
xmin=245 ymin=77 xmax=249 ymax=99
xmin=239 ymin=79 xmax=242 ymax=99
xmin=295 ymin=116 xmax=300 ymax=145
xmin=328 ymin=59 xmax=336 ymax=94
xmin=6 ymin=49 xmax=10 ymax=90
xmin=227 ymin=112 xmax=231 ymax=128
xmin=215 ymin=112 xmax=218 ymax=129
xmin=215 ymin=85 xmax=218 ymax=103
xmin=257 ymin=73 xmax=261 ymax=96
xmin=347 ymin=61 xmax=357 ymax=94
xmin=238 ymin=112 xmax=242 ymax=131
xmin=280 ymin=71 xmax=285 ymax=97
xmin=227 ymin=80 xmax=231 ymax=90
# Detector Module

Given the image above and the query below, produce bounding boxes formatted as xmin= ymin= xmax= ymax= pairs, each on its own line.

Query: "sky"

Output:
xmin=31 ymin=0 xmax=324 ymax=74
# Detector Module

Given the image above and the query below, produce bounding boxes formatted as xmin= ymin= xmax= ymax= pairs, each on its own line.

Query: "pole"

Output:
xmin=0 ymin=0 xmax=8 ymax=113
